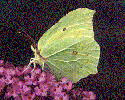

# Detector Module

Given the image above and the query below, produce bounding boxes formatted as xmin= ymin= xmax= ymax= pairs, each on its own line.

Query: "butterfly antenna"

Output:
xmin=18 ymin=31 xmax=38 ymax=49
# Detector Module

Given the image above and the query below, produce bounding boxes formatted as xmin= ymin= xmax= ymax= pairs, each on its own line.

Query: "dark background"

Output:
xmin=0 ymin=0 xmax=124 ymax=99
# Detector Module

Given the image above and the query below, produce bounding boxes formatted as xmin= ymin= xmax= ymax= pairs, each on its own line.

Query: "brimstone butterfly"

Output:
xmin=25 ymin=8 xmax=100 ymax=83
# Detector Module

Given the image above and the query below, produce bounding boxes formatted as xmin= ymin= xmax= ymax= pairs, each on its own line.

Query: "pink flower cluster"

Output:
xmin=0 ymin=60 xmax=96 ymax=100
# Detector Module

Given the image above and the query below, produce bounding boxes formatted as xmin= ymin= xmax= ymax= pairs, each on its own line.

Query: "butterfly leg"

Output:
xmin=22 ymin=58 xmax=34 ymax=73
xmin=41 ymin=61 xmax=44 ymax=70
xmin=31 ymin=59 xmax=36 ymax=72
xmin=31 ymin=45 xmax=38 ymax=72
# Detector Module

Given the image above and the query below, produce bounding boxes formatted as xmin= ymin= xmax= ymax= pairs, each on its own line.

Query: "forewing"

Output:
xmin=38 ymin=8 xmax=96 ymax=58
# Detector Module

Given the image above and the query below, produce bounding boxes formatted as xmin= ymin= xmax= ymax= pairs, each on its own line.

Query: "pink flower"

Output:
xmin=46 ymin=71 xmax=58 ymax=86
xmin=38 ymin=71 xmax=47 ymax=83
xmin=64 ymin=81 xmax=72 ymax=91
xmin=12 ymin=77 xmax=19 ymax=84
xmin=4 ymin=75 xmax=13 ymax=85
xmin=53 ymin=92 xmax=65 ymax=100
xmin=5 ymin=90 xmax=18 ymax=98
xmin=0 ymin=60 xmax=98 ymax=100
xmin=14 ymin=96 xmax=22 ymax=100
xmin=5 ymin=90 xmax=12 ymax=98
xmin=24 ymin=75 xmax=30 ymax=80
xmin=53 ymin=92 xmax=69 ymax=100
xmin=13 ymin=85 xmax=21 ymax=96
xmin=24 ymin=73 xmax=38 ymax=86
xmin=82 ymin=91 xmax=96 ymax=100
xmin=5 ymin=68 xmax=15 ymax=76
xmin=20 ymin=85 xmax=31 ymax=95
xmin=46 ymin=71 xmax=56 ymax=80
xmin=34 ymin=86 xmax=41 ymax=96
xmin=51 ymin=85 xmax=65 ymax=98
xmin=5 ymin=61 xmax=12 ymax=68
xmin=40 ymin=71 xmax=47 ymax=78
xmin=0 ymin=78 xmax=5 ymax=92
xmin=0 ymin=67 xmax=4 ymax=74
xmin=33 ymin=68 xmax=41 ymax=75
xmin=24 ymin=75 xmax=33 ymax=85
xmin=46 ymin=73 xmax=56 ymax=87
xmin=39 ymin=84 xmax=48 ymax=91
xmin=23 ymin=66 xmax=32 ymax=74
xmin=22 ymin=85 xmax=31 ymax=92
xmin=18 ymin=81 xmax=24 ymax=87
xmin=34 ymin=85 xmax=48 ymax=96
xmin=38 ymin=76 xmax=46 ymax=83
xmin=21 ymin=93 xmax=35 ymax=100
xmin=30 ymin=72 xmax=38 ymax=85
xmin=63 ymin=94 xmax=69 ymax=100
xmin=54 ymin=95 xmax=62 ymax=100
xmin=15 ymin=67 xmax=24 ymax=76
xmin=0 ymin=60 xmax=4 ymax=66
xmin=60 ymin=77 xmax=68 ymax=84
xmin=5 ymin=85 xmax=21 ymax=98
xmin=11 ymin=91 xmax=19 ymax=98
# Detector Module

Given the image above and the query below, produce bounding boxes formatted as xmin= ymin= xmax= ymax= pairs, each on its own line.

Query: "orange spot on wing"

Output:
xmin=63 ymin=28 xmax=66 ymax=31
xmin=72 ymin=51 xmax=78 ymax=55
